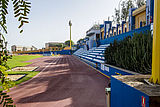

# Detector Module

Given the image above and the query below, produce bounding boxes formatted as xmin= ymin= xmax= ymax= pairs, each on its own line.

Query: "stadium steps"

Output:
xmin=73 ymin=44 xmax=110 ymax=64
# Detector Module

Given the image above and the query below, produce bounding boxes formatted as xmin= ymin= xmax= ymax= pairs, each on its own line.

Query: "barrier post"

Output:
xmin=69 ymin=20 xmax=72 ymax=50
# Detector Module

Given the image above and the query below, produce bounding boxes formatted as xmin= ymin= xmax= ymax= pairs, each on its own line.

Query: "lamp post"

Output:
xmin=69 ymin=20 xmax=72 ymax=50
xmin=150 ymin=0 xmax=160 ymax=84
xmin=42 ymin=48 xmax=44 ymax=55
xmin=118 ymin=0 xmax=123 ymax=21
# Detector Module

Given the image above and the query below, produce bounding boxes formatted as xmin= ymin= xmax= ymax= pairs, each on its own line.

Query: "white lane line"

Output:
xmin=30 ymin=56 xmax=60 ymax=78
xmin=11 ymin=57 xmax=59 ymax=88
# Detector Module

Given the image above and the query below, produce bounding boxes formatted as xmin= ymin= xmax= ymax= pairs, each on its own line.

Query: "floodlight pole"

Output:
xmin=150 ymin=0 xmax=160 ymax=84
xmin=69 ymin=20 xmax=72 ymax=50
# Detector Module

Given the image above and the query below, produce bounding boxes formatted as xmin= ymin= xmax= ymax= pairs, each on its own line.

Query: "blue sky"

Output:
xmin=6 ymin=0 xmax=120 ymax=50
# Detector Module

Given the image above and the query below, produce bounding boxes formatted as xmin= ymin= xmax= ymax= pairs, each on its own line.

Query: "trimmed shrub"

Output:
xmin=104 ymin=31 xmax=152 ymax=74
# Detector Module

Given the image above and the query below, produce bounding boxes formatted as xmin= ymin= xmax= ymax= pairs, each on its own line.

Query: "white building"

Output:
xmin=11 ymin=45 xmax=37 ymax=52
xmin=86 ymin=24 xmax=100 ymax=49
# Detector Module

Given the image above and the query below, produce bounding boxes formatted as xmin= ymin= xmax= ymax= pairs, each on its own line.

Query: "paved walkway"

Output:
xmin=9 ymin=55 xmax=109 ymax=107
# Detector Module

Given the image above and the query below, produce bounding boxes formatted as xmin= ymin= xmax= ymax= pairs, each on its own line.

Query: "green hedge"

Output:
xmin=104 ymin=31 xmax=152 ymax=74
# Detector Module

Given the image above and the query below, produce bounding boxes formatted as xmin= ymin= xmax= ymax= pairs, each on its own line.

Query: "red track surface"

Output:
xmin=9 ymin=55 xmax=109 ymax=107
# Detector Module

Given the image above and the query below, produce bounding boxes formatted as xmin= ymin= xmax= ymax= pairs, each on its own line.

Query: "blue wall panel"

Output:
xmin=25 ymin=50 xmax=72 ymax=55
xmin=111 ymin=77 xmax=149 ymax=107
xmin=84 ymin=62 xmax=135 ymax=77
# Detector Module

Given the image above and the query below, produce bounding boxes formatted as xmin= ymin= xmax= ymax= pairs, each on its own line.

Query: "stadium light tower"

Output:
xmin=69 ymin=20 xmax=72 ymax=50
xmin=150 ymin=0 xmax=160 ymax=84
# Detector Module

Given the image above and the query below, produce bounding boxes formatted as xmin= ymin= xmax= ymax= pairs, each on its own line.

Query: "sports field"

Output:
xmin=9 ymin=55 xmax=109 ymax=107
xmin=7 ymin=55 xmax=43 ymax=68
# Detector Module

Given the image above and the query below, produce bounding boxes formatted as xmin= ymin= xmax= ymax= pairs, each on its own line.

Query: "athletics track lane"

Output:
xmin=9 ymin=55 xmax=109 ymax=107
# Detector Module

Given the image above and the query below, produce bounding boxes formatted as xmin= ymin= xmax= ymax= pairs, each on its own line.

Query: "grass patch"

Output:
xmin=7 ymin=71 xmax=40 ymax=85
xmin=7 ymin=55 xmax=43 ymax=68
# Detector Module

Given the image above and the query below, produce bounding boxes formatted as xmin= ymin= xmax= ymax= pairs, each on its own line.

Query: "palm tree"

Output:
xmin=0 ymin=0 xmax=31 ymax=106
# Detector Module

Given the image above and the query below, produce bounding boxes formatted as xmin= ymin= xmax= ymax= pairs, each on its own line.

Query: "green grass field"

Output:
xmin=0 ymin=71 xmax=40 ymax=91
xmin=0 ymin=55 xmax=43 ymax=90
xmin=8 ymin=71 xmax=40 ymax=85
xmin=7 ymin=55 xmax=43 ymax=68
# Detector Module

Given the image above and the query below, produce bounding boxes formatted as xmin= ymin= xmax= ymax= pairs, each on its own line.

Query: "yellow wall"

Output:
xmin=133 ymin=5 xmax=146 ymax=29
xmin=64 ymin=47 xmax=71 ymax=50
xmin=13 ymin=47 xmax=62 ymax=54
xmin=47 ymin=47 xmax=62 ymax=51
xmin=101 ymin=28 xmax=104 ymax=40
xmin=123 ymin=22 xmax=129 ymax=33
xmin=126 ymin=22 xmax=129 ymax=32
xmin=101 ymin=31 xmax=104 ymax=40
xmin=135 ymin=11 xmax=146 ymax=29
xmin=113 ymin=28 xmax=116 ymax=36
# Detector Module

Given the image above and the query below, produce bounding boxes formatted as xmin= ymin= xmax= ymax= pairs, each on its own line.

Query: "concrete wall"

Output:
xmin=88 ymin=35 xmax=95 ymax=49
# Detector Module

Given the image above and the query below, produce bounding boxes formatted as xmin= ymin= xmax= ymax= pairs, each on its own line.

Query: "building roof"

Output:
xmin=132 ymin=5 xmax=146 ymax=16
xmin=86 ymin=24 xmax=100 ymax=34
xmin=86 ymin=32 xmax=95 ymax=36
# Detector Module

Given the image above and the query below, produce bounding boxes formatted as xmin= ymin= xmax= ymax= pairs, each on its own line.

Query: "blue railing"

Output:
xmin=25 ymin=50 xmax=72 ymax=55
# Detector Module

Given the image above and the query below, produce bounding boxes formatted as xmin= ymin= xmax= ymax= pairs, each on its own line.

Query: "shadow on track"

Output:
xmin=13 ymin=56 xmax=110 ymax=107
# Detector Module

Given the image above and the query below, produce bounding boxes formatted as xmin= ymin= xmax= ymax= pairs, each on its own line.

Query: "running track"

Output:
xmin=9 ymin=55 xmax=109 ymax=107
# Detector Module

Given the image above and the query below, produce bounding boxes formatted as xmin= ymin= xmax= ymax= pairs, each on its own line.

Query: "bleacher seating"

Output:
xmin=73 ymin=44 xmax=109 ymax=64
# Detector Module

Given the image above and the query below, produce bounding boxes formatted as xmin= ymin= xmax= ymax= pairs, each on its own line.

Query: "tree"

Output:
xmin=121 ymin=0 xmax=134 ymax=22
xmin=0 ymin=0 xmax=31 ymax=106
xmin=136 ymin=0 xmax=146 ymax=8
xmin=0 ymin=0 xmax=31 ymax=34
xmin=65 ymin=40 xmax=74 ymax=47
xmin=114 ymin=8 xmax=120 ymax=24
xmin=48 ymin=43 xmax=63 ymax=48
